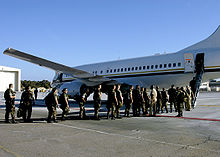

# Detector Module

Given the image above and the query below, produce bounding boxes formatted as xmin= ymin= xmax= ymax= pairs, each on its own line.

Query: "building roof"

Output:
xmin=0 ymin=65 xmax=21 ymax=72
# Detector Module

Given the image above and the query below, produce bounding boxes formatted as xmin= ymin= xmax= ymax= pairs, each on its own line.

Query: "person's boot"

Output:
xmin=5 ymin=119 xmax=10 ymax=123
xmin=107 ymin=112 xmax=110 ymax=119
xmin=11 ymin=119 xmax=18 ymax=124
xmin=47 ymin=118 xmax=52 ymax=123
xmin=53 ymin=118 xmax=58 ymax=123
xmin=95 ymin=116 xmax=100 ymax=120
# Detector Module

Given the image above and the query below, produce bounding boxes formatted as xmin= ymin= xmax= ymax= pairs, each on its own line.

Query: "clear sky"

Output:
xmin=0 ymin=0 xmax=220 ymax=81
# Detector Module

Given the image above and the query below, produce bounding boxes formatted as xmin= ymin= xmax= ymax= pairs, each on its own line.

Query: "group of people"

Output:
xmin=4 ymin=84 xmax=36 ymax=123
xmin=90 ymin=84 xmax=194 ymax=120
xmin=3 ymin=83 xmax=194 ymax=123
xmin=72 ymin=83 xmax=194 ymax=121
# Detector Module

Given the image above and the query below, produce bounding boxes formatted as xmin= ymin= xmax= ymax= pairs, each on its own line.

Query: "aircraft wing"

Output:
xmin=3 ymin=48 xmax=110 ymax=81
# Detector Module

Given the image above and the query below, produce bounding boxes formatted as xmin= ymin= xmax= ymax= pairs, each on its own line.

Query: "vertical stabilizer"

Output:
xmin=178 ymin=26 xmax=220 ymax=53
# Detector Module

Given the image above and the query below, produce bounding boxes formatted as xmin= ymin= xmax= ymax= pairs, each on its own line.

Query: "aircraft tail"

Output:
xmin=178 ymin=26 xmax=220 ymax=53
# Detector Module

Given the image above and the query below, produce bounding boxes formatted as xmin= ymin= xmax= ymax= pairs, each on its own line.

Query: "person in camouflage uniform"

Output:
xmin=79 ymin=88 xmax=90 ymax=119
xmin=59 ymin=88 xmax=69 ymax=121
xmin=176 ymin=87 xmax=186 ymax=117
xmin=149 ymin=85 xmax=157 ymax=116
xmin=168 ymin=85 xmax=177 ymax=112
xmin=45 ymin=87 xmax=59 ymax=123
xmin=116 ymin=84 xmax=123 ymax=118
xmin=132 ymin=85 xmax=141 ymax=117
xmin=143 ymin=88 xmax=150 ymax=114
xmin=93 ymin=85 xmax=102 ymax=120
xmin=4 ymin=84 xmax=17 ymax=123
xmin=161 ymin=88 xmax=168 ymax=113
xmin=140 ymin=87 xmax=146 ymax=115
xmin=185 ymin=86 xmax=192 ymax=111
xmin=124 ymin=86 xmax=133 ymax=117
xmin=156 ymin=86 xmax=162 ymax=113
xmin=107 ymin=85 xmax=118 ymax=120
xmin=20 ymin=86 xmax=35 ymax=122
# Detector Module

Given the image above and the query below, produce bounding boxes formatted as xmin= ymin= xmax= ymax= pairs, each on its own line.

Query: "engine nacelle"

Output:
xmin=56 ymin=80 xmax=85 ymax=99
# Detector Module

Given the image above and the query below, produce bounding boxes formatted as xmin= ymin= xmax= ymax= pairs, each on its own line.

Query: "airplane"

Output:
xmin=3 ymin=26 xmax=220 ymax=103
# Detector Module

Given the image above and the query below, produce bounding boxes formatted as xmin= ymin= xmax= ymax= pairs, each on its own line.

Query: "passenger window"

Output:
xmin=100 ymin=71 xmax=103 ymax=74
xmin=121 ymin=68 xmax=123 ymax=72
xmin=135 ymin=67 xmax=138 ymax=70
xmin=106 ymin=70 xmax=109 ymax=73
xmin=132 ymin=67 xmax=134 ymax=71
xmin=164 ymin=64 xmax=167 ymax=68
xmin=114 ymin=69 xmax=116 ymax=72
xmin=147 ymin=66 xmax=150 ymax=69
xmin=124 ymin=68 xmax=127 ymax=72
xmin=151 ymin=65 xmax=154 ymax=69
xmin=143 ymin=66 xmax=146 ymax=70
xmin=117 ymin=69 xmax=120 ymax=72
xmin=110 ymin=69 xmax=112 ymax=73
xmin=139 ymin=66 xmax=142 ymax=70
xmin=173 ymin=63 xmax=176 ymax=67
xmin=128 ymin=67 xmax=130 ymax=71
xmin=178 ymin=62 xmax=181 ymax=67
xmin=155 ymin=65 xmax=158 ymax=69
xmin=168 ymin=63 xmax=171 ymax=68
xmin=160 ymin=64 xmax=162 ymax=68
xmin=95 ymin=71 xmax=97 ymax=74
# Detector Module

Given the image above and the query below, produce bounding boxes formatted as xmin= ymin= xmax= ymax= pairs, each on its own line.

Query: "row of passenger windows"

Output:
xmin=92 ymin=62 xmax=182 ymax=74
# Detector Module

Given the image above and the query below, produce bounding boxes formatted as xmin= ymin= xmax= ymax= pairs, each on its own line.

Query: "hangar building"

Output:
xmin=0 ymin=66 xmax=21 ymax=92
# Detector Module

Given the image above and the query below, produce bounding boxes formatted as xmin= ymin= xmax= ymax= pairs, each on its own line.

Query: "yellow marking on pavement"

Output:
xmin=0 ymin=145 xmax=22 ymax=157
xmin=199 ymin=105 xmax=220 ymax=107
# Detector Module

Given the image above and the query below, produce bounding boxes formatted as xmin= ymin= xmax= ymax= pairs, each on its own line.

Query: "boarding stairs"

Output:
xmin=192 ymin=66 xmax=204 ymax=108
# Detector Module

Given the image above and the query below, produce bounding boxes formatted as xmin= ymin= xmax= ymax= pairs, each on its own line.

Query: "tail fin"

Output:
xmin=178 ymin=26 xmax=220 ymax=52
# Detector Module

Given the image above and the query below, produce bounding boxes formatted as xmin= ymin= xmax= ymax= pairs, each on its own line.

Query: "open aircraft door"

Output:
xmin=184 ymin=53 xmax=194 ymax=73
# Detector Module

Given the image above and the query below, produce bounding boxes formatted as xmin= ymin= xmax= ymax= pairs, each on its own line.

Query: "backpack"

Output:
xmin=22 ymin=91 xmax=33 ymax=104
xmin=4 ymin=89 xmax=10 ymax=100
xmin=44 ymin=93 xmax=52 ymax=106
xmin=73 ymin=94 xmax=81 ymax=103
xmin=177 ymin=91 xmax=185 ymax=102
xmin=58 ymin=94 xmax=63 ymax=104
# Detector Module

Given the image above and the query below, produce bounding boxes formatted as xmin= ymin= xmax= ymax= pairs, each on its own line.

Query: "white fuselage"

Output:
xmin=75 ymin=52 xmax=186 ymax=88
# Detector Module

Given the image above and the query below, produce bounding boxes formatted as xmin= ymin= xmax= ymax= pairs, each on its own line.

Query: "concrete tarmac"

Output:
xmin=0 ymin=92 xmax=220 ymax=157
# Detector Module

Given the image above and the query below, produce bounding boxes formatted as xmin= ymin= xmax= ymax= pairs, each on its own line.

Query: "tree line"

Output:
xmin=21 ymin=80 xmax=51 ymax=89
